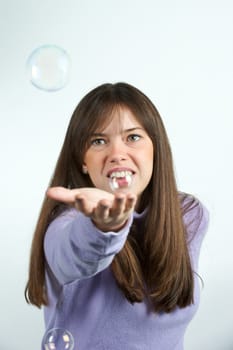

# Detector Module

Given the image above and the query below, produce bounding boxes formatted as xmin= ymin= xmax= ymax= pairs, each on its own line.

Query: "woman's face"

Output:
xmin=83 ymin=107 xmax=154 ymax=198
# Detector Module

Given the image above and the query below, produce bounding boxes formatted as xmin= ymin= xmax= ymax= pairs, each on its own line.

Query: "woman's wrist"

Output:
xmin=92 ymin=219 xmax=128 ymax=233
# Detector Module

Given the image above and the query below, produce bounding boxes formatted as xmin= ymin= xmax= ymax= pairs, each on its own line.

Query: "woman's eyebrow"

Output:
xmin=91 ymin=127 xmax=144 ymax=136
xmin=123 ymin=127 xmax=144 ymax=133
xmin=90 ymin=132 xmax=105 ymax=136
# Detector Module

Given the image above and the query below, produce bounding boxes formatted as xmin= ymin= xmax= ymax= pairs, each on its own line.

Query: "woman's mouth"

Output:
xmin=108 ymin=170 xmax=134 ymax=190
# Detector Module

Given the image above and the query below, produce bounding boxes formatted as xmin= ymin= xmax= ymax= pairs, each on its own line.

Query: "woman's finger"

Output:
xmin=92 ymin=200 xmax=110 ymax=221
xmin=110 ymin=194 xmax=126 ymax=217
xmin=75 ymin=196 xmax=93 ymax=216
xmin=124 ymin=194 xmax=137 ymax=213
xmin=46 ymin=186 xmax=80 ymax=204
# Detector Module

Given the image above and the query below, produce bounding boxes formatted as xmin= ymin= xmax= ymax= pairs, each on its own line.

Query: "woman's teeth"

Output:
xmin=109 ymin=170 xmax=133 ymax=179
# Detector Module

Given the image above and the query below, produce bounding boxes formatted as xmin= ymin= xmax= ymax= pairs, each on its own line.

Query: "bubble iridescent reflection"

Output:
xmin=109 ymin=172 xmax=133 ymax=192
xmin=26 ymin=45 xmax=71 ymax=92
xmin=42 ymin=328 xmax=74 ymax=350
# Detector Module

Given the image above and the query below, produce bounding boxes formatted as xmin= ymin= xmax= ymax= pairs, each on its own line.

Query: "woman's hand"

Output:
xmin=47 ymin=186 xmax=137 ymax=232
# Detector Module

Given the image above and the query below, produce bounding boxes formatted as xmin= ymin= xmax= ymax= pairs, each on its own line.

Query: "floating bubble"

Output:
xmin=42 ymin=328 xmax=74 ymax=350
xmin=109 ymin=172 xmax=133 ymax=192
xmin=26 ymin=45 xmax=71 ymax=92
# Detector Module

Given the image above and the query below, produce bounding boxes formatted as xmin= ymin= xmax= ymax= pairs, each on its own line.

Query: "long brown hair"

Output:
xmin=25 ymin=82 xmax=199 ymax=312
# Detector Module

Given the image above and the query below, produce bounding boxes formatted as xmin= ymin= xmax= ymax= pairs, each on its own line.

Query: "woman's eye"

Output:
xmin=91 ymin=138 xmax=106 ymax=146
xmin=127 ymin=134 xmax=141 ymax=142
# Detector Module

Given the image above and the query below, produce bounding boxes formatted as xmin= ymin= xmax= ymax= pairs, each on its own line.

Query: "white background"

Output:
xmin=0 ymin=1 xmax=232 ymax=349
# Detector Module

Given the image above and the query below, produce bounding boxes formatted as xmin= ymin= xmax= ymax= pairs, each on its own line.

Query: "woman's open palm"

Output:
xmin=47 ymin=186 xmax=137 ymax=231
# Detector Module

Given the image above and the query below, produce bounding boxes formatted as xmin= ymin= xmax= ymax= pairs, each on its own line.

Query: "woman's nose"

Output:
xmin=108 ymin=140 xmax=127 ymax=163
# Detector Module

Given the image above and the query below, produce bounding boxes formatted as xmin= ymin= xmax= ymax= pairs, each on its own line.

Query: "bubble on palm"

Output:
xmin=42 ymin=328 xmax=74 ymax=350
xmin=26 ymin=45 xmax=71 ymax=91
xmin=109 ymin=172 xmax=133 ymax=192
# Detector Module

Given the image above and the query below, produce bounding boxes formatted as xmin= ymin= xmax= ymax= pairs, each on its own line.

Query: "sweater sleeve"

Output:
xmin=44 ymin=208 xmax=133 ymax=285
xmin=183 ymin=197 xmax=209 ymax=271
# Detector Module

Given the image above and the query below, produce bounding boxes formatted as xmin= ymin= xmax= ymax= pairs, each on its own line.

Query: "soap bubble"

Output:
xmin=26 ymin=45 xmax=71 ymax=91
xmin=42 ymin=328 xmax=74 ymax=350
xmin=109 ymin=172 xmax=133 ymax=192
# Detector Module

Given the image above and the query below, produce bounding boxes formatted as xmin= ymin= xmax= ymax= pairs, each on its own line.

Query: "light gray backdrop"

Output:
xmin=1 ymin=1 xmax=232 ymax=349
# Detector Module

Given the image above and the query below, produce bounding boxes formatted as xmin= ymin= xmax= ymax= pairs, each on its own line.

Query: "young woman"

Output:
xmin=25 ymin=82 xmax=209 ymax=350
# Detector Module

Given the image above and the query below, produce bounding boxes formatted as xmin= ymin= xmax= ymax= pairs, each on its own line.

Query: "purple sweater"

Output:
xmin=43 ymin=198 xmax=209 ymax=350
